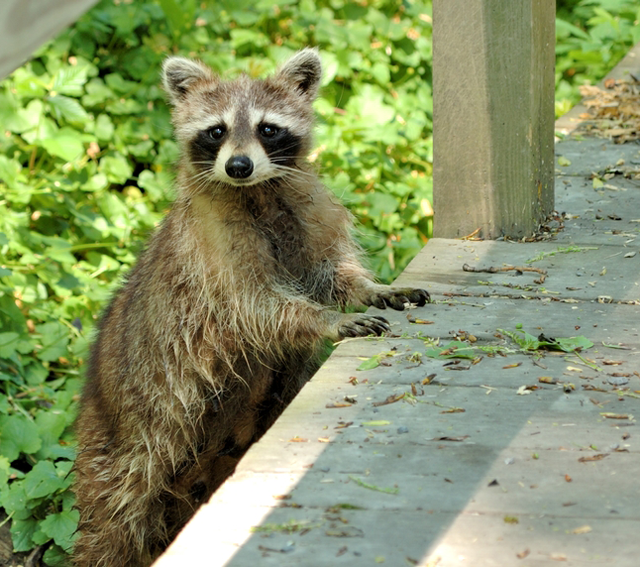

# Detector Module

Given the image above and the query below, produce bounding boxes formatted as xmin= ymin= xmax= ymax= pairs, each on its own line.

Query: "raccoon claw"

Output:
xmin=369 ymin=288 xmax=431 ymax=311
xmin=339 ymin=314 xmax=390 ymax=338
xmin=407 ymin=288 xmax=430 ymax=307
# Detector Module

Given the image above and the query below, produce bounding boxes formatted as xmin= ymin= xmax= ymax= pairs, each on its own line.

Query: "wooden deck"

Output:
xmin=154 ymin=53 xmax=640 ymax=567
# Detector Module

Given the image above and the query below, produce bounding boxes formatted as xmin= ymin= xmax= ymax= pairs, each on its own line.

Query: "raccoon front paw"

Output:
xmin=367 ymin=288 xmax=430 ymax=311
xmin=337 ymin=313 xmax=391 ymax=338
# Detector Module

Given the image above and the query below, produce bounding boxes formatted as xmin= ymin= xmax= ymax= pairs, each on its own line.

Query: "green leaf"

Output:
xmin=52 ymin=65 xmax=89 ymax=96
xmin=44 ymin=241 xmax=76 ymax=265
xmin=157 ymin=0 xmax=186 ymax=33
xmin=0 ymin=415 xmax=41 ymax=461
xmin=95 ymin=113 xmax=115 ymax=141
xmin=424 ymin=341 xmax=476 ymax=360
xmin=10 ymin=517 xmax=39 ymax=552
xmin=0 ymin=455 xmax=10 ymax=485
xmin=543 ymin=335 xmax=594 ymax=353
xmin=100 ymin=154 xmax=133 ymax=184
xmin=0 ymin=332 xmax=20 ymax=358
xmin=0 ymin=480 xmax=27 ymax=515
xmin=24 ymin=460 xmax=64 ymax=499
xmin=47 ymin=94 xmax=89 ymax=123
xmin=36 ymin=322 xmax=70 ymax=362
xmin=43 ymin=544 xmax=71 ymax=566
xmin=356 ymin=351 xmax=396 ymax=371
xmin=40 ymin=510 xmax=79 ymax=551
xmin=35 ymin=411 xmax=69 ymax=460
xmin=0 ymin=155 xmax=23 ymax=188
xmin=40 ymin=131 xmax=84 ymax=161
xmin=357 ymin=356 xmax=380 ymax=371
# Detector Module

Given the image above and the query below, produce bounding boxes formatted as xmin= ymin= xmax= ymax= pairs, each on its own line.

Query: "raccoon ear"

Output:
xmin=277 ymin=48 xmax=322 ymax=101
xmin=162 ymin=57 xmax=213 ymax=104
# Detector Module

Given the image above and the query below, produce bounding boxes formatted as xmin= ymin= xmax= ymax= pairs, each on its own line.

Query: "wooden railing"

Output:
xmin=0 ymin=0 xmax=98 ymax=79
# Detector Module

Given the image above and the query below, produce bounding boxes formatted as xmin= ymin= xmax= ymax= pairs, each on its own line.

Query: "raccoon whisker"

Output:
xmin=271 ymin=165 xmax=317 ymax=184
xmin=269 ymin=161 xmax=314 ymax=177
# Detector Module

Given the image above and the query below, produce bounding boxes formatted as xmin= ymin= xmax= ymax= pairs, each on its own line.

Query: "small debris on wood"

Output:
xmin=326 ymin=527 xmax=365 ymax=538
xmin=578 ymin=453 xmax=609 ymax=462
xmin=601 ymin=412 xmax=631 ymax=420
xmin=422 ymin=373 xmax=437 ymax=385
xmin=406 ymin=313 xmax=434 ymax=324
xmin=372 ymin=393 xmax=405 ymax=407
xmin=517 ymin=385 xmax=539 ymax=395
xmin=571 ymin=525 xmax=592 ymax=535
xmin=440 ymin=407 xmax=465 ymax=414
xmin=462 ymin=263 xmax=547 ymax=281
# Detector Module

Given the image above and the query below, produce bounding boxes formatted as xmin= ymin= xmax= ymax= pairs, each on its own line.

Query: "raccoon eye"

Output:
xmin=258 ymin=124 xmax=280 ymax=138
xmin=208 ymin=125 xmax=226 ymax=140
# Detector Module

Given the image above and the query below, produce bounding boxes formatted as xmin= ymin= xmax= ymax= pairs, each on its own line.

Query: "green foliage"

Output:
xmin=0 ymin=0 xmax=632 ymax=562
xmin=556 ymin=0 xmax=640 ymax=116
xmin=497 ymin=326 xmax=594 ymax=353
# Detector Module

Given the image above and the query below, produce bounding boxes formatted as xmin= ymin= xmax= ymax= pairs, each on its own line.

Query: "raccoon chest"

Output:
xmin=247 ymin=195 xmax=310 ymax=280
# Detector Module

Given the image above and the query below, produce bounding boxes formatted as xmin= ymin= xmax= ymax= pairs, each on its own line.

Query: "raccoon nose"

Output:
xmin=225 ymin=156 xmax=254 ymax=179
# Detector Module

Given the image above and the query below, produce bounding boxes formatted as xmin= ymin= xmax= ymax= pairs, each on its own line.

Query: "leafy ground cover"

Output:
xmin=0 ymin=0 xmax=637 ymax=563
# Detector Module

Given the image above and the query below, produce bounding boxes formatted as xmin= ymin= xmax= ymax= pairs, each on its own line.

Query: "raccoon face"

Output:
xmin=162 ymin=49 xmax=322 ymax=188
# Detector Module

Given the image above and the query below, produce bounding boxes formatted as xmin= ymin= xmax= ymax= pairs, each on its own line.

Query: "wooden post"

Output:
xmin=432 ymin=0 xmax=555 ymax=239
xmin=0 ymin=0 xmax=98 ymax=80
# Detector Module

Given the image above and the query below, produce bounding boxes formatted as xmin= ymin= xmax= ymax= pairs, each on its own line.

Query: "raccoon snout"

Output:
xmin=225 ymin=156 xmax=254 ymax=179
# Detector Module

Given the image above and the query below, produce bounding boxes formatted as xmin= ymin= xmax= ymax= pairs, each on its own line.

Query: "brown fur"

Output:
xmin=73 ymin=49 xmax=429 ymax=567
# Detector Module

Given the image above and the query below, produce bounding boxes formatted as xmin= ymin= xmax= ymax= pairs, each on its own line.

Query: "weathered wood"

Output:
xmin=432 ymin=0 xmax=556 ymax=239
xmin=0 ymin=0 xmax=98 ymax=80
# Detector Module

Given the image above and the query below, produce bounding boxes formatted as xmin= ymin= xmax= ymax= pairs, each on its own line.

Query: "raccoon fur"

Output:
xmin=73 ymin=48 xmax=429 ymax=567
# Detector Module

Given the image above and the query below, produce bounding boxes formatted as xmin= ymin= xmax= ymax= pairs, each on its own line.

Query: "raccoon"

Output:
xmin=73 ymin=48 xmax=429 ymax=567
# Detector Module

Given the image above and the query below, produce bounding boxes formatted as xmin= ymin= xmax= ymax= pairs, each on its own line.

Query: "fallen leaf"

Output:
xmin=601 ymin=412 xmax=631 ymax=420
xmin=517 ymin=385 xmax=538 ymax=395
xmin=372 ymin=393 xmax=405 ymax=407
xmin=503 ymin=362 xmax=522 ymax=369
xmin=571 ymin=525 xmax=592 ymax=534
xmin=440 ymin=407 xmax=465 ymax=414
xmin=517 ymin=549 xmax=530 ymax=559
xmin=326 ymin=527 xmax=365 ymax=538
xmin=578 ymin=453 xmax=609 ymax=462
